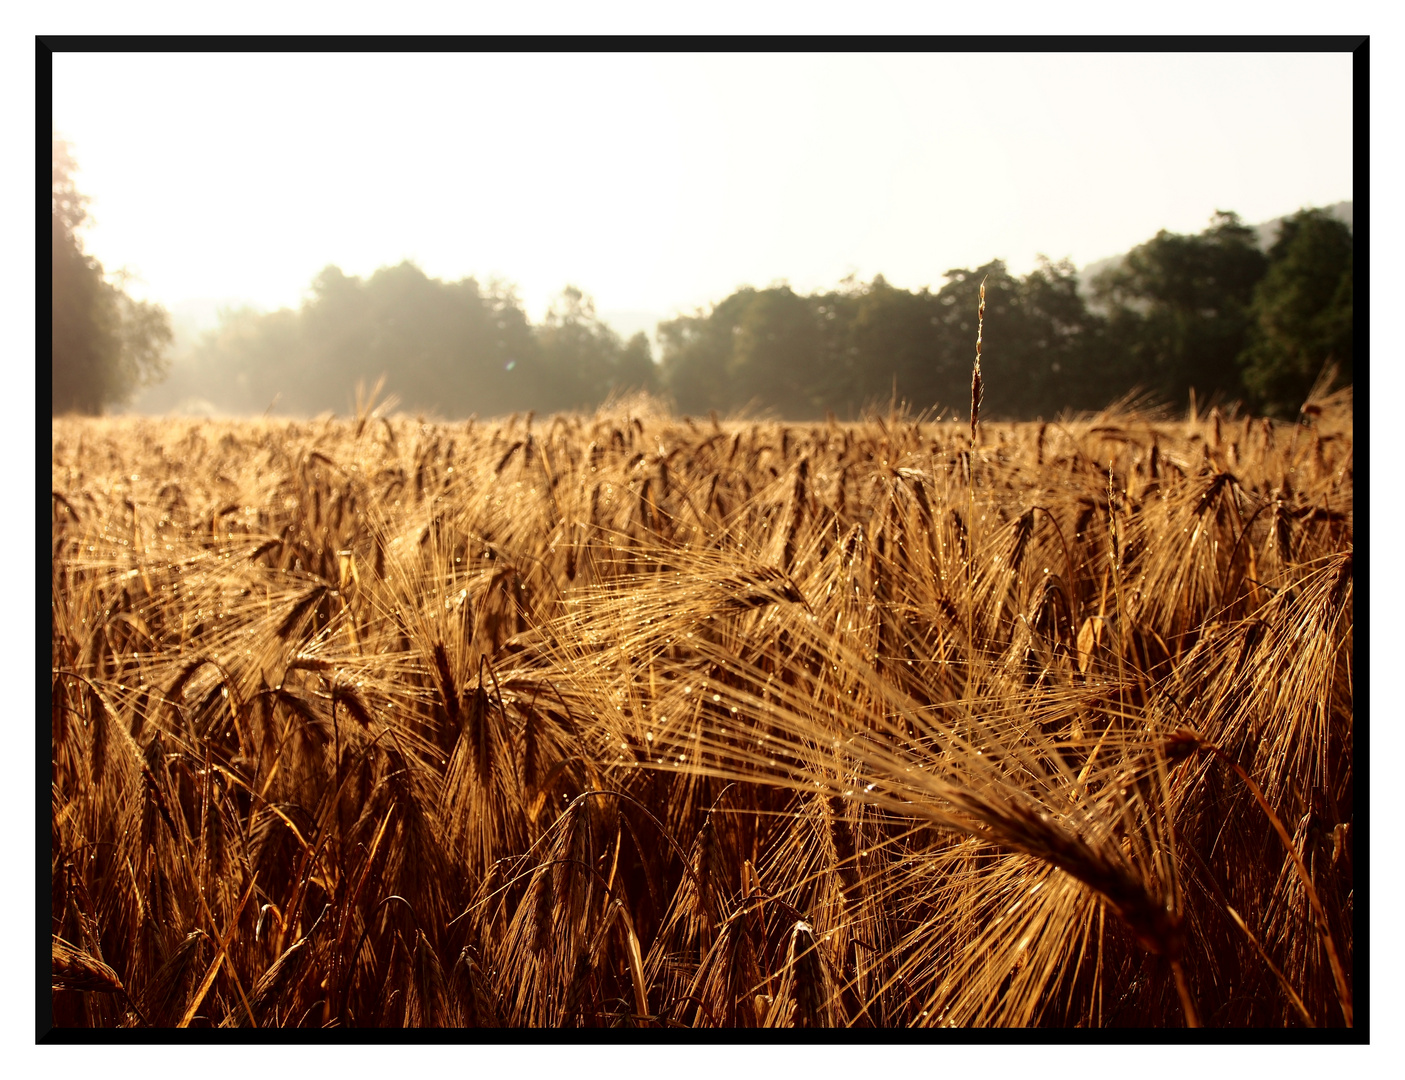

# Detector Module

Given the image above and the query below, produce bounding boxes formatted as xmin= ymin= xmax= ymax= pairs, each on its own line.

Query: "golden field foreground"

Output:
xmin=50 ymin=391 xmax=1353 ymax=1028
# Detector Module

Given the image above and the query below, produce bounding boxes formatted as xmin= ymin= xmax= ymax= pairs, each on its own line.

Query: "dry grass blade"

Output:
xmin=178 ymin=874 xmax=258 ymax=1028
xmin=1224 ymin=905 xmax=1315 ymax=1027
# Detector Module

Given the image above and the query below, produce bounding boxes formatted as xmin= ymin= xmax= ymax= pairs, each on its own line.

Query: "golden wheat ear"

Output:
xmin=52 ymin=937 xmax=151 ymax=1026
xmin=970 ymin=275 xmax=986 ymax=445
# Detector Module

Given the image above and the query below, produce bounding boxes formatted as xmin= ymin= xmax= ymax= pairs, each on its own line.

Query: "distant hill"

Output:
xmin=1255 ymin=199 xmax=1352 ymax=250
xmin=1076 ymin=200 xmax=1353 ymax=300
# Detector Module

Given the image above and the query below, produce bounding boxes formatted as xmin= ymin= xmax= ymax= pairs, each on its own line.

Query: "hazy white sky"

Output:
xmin=51 ymin=50 xmax=1353 ymax=325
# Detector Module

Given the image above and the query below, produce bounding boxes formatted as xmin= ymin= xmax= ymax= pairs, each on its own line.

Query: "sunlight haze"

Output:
xmin=51 ymin=50 xmax=1353 ymax=329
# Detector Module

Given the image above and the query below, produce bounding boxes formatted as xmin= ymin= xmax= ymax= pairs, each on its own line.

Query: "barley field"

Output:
xmin=49 ymin=385 xmax=1353 ymax=1029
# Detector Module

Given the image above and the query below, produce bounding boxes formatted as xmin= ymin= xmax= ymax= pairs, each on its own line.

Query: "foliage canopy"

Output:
xmin=115 ymin=203 xmax=1352 ymax=421
xmin=52 ymin=135 xmax=172 ymax=415
xmin=1239 ymin=209 xmax=1354 ymax=417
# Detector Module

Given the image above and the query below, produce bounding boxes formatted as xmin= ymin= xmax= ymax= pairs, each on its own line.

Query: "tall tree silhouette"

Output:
xmin=52 ymin=134 xmax=172 ymax=414
xmin=1092 ymin=211 xmax=1267 ymax=408
xmin=1239 ymin=208 xmax=1353 ymax=416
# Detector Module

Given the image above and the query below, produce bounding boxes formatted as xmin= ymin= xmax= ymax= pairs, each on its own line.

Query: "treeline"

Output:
xmin=661 ymin=260 xmax=1100 ymax=421
xmin=145 ymin=209 xmax=1350 ymax=423
xmin=657 ymin=208 xmax=1351 ymax=421
xmin=57 ymin=122 xmax=1350 ymax=422
xmin=52 ymin=136 xmax=172 ymax=415
xmin=147 ymin=268 xmax=658 ymax=419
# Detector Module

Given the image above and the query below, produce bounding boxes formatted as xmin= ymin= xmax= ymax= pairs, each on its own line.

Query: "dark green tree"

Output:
xmin=1001 ymin=257 xmax=1110 ymax=416
xmin=658 ymin=289 xmax=759 ymax=417
xmin=1238 ymin=208 xmax=1353 ymax=417
xmin=52 ymin=135 xmax=172 ymax=414
xmin=357 ymin=261 xmax=496 ymax=416
xmin=1092 ymin=211 xmax=1268 ymax=409
xmin=535 ymin=287 xmax=656 ymax=410
xmin=659 ymin=263 xmax=1112 ymax=423
xmin=725 ymin=285 xmax=826 ymax=417
xmin=813 ymin=274 xmax=947 ymax=417
xmin=928 ymin=263 xmax=1023 ymax=418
